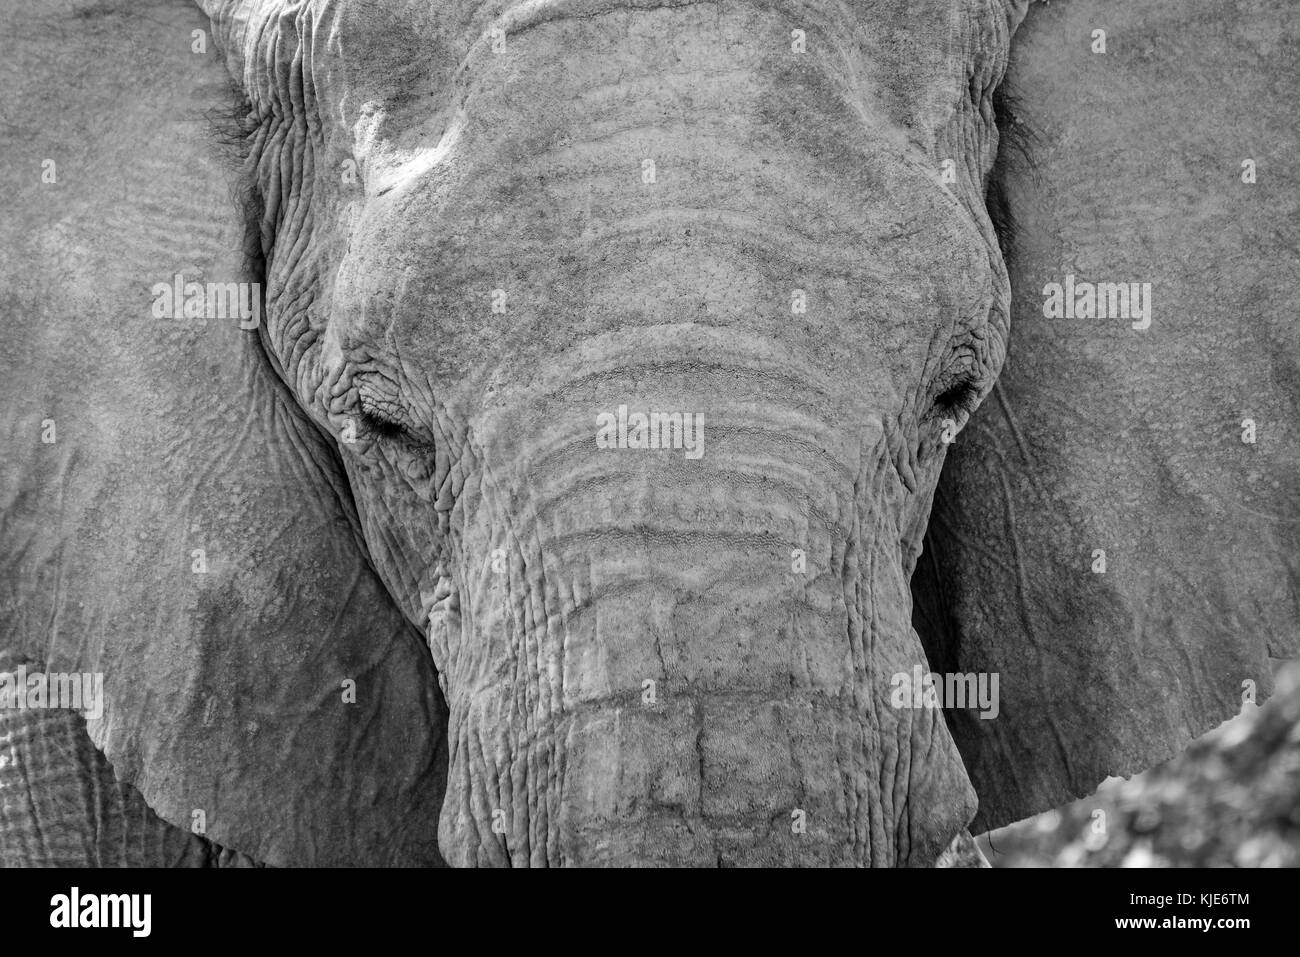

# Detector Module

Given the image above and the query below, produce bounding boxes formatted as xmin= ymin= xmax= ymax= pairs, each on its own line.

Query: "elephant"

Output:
xmin=0 ymin=0 xmax=1295 ymax=867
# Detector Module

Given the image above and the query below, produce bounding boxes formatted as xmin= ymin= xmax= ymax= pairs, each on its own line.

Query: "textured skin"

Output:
xmin=5 ymin=0 xmax=1291 ymax=868
xmin=0 ymin=0 xmax=447 ymax=866
xmin=915 ymin=0 xmax=1300 ymax=831
xmin=190 ymin=0 xmax=1023 ymax=865
xmin=0 ymin=656 xmax=260 ymax=868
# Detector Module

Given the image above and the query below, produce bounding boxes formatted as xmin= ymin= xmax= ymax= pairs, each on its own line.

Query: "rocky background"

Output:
xmin=979 ymin=661 xmax=1300 ymax=867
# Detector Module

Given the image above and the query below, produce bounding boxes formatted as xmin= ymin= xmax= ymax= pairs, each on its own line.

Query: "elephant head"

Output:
xmin=1 ymin=0 xmax=1295 ymax=867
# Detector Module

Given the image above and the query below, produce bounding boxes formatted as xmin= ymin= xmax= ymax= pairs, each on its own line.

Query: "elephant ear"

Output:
xmin=0 ymin=1 xmax=446 ymax=864
xmin=914 ymin=0 xmax=1300 ymax=831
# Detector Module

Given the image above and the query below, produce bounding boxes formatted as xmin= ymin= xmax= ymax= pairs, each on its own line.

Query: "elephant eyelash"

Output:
xmin=354 ymin=388 xmax=413 ymax=440
xmin=933 ymin=379 xmax=981 ymax=415
xmin=359 ymin=408 xmax=407 ymax=440
xmin=355 ymin=393 xmax=438 ymax=452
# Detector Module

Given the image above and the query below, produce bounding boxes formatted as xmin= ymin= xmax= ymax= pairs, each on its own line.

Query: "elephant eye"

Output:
xmin=933 ymin=379 xmax=980 ymax=415
xmin=360 ymin=407 xmax=407 ymax=440
xmin=348 ymin=373 xmax=435 ymax=452
xmin=356 ymin=388 xmax=413 ymax=440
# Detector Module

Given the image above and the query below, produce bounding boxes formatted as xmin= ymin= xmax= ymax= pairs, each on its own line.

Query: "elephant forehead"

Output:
xmin=325 ymin=0 xmax=1015 ymax=141
xmin=342 ymin=0 xmax=1014 ymax=186
xmin=331 ymin=57 xmax=994 ymax=403
xmin=333 ymin=158 xmax=991 ymax=406
xmin=237 ymin=0 xmax=1009 ymax=410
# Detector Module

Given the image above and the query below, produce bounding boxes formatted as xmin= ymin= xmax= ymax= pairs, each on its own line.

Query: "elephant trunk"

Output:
xmin=425 ymin=331 xmax=976 ymax=866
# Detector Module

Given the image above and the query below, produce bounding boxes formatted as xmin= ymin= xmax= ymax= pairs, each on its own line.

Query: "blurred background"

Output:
xmin=977 ymin=660 xmax=1300 ymax=867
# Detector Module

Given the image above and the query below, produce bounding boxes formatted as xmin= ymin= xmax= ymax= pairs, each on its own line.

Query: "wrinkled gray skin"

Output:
xmin=2 ymin=0 xmax=1294 ymax=868
xmin=3 ymin=0 xmax=1016 ymax=867
xmin=216 ymin=0 xmax=1014 ymax=866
